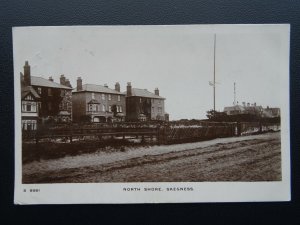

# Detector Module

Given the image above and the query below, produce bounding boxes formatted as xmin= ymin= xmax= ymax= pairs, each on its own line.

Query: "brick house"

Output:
xmin=125 ymin=82 xmax=167 ymax=122
xmin=72 ymin=77 xmax=126 ymax=123
xmin=20 ymin=61 xmax=73 ymax=127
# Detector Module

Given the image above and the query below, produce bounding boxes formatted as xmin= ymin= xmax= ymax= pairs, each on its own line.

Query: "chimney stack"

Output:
xmin=104 ymin=83 xmax=108 ymax=88
xmin=154 ymin=88 xmax=159 ymax=96
xmin=49 ymin=76 xmax=54 ymax=82
xmin=127 ymin=82 xmax=132 ymax=96
xmin=254 ymin=102 xmax=256 ymax=106
xmin=115 ymin=82 xmax=120 ymax=92
xmin=65 ymin=79 xmax=72 ymax=88
xmin=24 ymin=61 xmax=31 ymax=86
xmin=60 ymin=75 xmax=66 ymax=85
xmin=242 ymin=102 xmax=246 ymax=107
xmin=77 ymin=77 xmax=82 ymax=91
xmin=247 ymin=102 xmax=250 ymax=107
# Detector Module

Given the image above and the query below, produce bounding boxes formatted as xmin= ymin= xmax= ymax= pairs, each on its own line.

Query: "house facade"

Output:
xmin=21 ymin=86 xmax=40 ymax=130
xmin=125 ymin=82 xmax=167 ymax=122
xmin=72 ymin=78 xmax=126 ymax=123
xmin=21 ymin=61 xmax=73 ymax=128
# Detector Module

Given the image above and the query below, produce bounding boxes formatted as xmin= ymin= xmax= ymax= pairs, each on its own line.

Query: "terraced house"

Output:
xmin=20 ymin=61 xmax=73 ymax=130
xmin=72 ymin=77 xmax=126 ymax=123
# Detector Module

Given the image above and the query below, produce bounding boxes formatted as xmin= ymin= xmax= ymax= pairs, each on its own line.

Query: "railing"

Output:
xmin=22 ymin=121 xmax=280 ymax=145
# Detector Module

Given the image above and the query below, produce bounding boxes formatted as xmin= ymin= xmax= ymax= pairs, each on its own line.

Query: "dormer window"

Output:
xmin=37 ymin=87 xmax=42 ymax=95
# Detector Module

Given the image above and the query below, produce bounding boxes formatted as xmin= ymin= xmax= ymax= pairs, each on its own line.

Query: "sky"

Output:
xmin=13 ymin=25 xmax=289 ymax=120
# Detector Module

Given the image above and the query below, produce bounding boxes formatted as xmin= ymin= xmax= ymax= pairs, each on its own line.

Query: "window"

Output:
xmin=92 ymin=92 xmax=95 ymax=99
xmin=48 ymin=88 xmax=52 ymax=96
xmin=102 ymin=105 xmax=106 ymax=112
xmin=158 ymin=107 xmax=162 ymax=114
xmin=37 ymin=88 xmax=42 ymax=95
xmin=108 ymin=105 xmax=112 ymax=112
xmin=158 ymin=100 xmax=161 ymax=105
xmin=140 ymin=98 xmax=142 ymax=103
xmin=22 ymin=101 xmax=37 ymax=112
xmin=119 ymin=106 xmax=122 ymax=112
xmin=22 ymin=120 xmax=37 ymax=130
xmin=102 ymin=94 xmax=105 ymax=100
xmin=117 ymin=95 xmax=121 ymax=101
xmin=108 ymin=94 xmax=111 ymax=101
xmin=26 ymin=104 xmax=31 ymax=112
xmin=152 ymin=107 xmax=154 ymax=114
xmin=61 ymin=90 xmax=65 ymax=97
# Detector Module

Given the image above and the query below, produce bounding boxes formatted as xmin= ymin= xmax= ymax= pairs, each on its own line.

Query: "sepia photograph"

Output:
xmin=13 ymin=25 xmax=290 ymax=203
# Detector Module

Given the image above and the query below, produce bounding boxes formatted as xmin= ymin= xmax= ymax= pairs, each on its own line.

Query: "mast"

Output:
xmin=234 ymin=82 xmax=236 ymax=105
xmin=213 ymin=34 xmax=216 ymax=111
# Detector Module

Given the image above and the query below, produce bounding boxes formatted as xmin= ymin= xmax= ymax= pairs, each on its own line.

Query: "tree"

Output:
xmin=206 ymin=110 xmax=228 ymax=121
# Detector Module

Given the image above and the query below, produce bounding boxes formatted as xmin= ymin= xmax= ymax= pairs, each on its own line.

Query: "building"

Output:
xmin=72 ymin=78 xmax=126 ymax=123
xmin=125 ymin=82 xmax=166 ymax=121
xmin=223 ymin=102 xmax=280 ymax=118
xmin=21 ymin=61 xmax=73 ymax=129
xmin=263 ymin=106 xmax=281 ymax=118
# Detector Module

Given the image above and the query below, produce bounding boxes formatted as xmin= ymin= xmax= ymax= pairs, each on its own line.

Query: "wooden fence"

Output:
xmin=22 ymin=121 xmax=280 ymax=145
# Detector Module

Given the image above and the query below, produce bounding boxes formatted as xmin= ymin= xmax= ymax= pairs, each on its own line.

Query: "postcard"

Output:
xmin=13 ymin=24 xmax=290 ymax=204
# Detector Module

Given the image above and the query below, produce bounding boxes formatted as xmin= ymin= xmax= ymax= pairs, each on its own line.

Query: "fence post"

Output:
xmin=70 ymin=126 xmax=73 ymax=143
xmin=237 ymin=122 xmax=241 ymax=136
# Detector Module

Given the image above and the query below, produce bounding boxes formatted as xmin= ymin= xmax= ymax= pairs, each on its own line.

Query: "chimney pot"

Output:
xmin=60 ymin=74 xmax=66 ymax=85
xmin=115 ymin=82 xmax=120 ymax=92
xmin=77 ymin=77 xmax=82 ymax=91
xmin=127 ymin=82 xmax=132 ymax=96
xmin=23 ymin=61 xmax=31 ymax=86
xmin=154 ymin=88 xmax=159 ymax=96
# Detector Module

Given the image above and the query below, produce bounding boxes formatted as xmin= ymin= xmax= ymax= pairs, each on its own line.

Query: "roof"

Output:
xmin=31 ymin=76 xmax=72 ymax=89
xmin=73 ymin=84 xmax=125 ymax=95
xmin=224 ymin=105 xmax=245 ymax=112
xmin=125 ymin=88 xmax=165 ymax=99
xmin=21 ymin=86 xmax=41 ymax=99
xmin=88 ymin=99 xmax=100 ymax=104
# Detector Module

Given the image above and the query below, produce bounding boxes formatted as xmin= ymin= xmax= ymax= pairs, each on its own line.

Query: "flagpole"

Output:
xmin=213 ymin=34 xmax=216 ymax=111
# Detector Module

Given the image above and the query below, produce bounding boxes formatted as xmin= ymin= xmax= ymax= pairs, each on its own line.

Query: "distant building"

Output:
xmin=263 ymin=106 xmax=281 ymax=118
xmin=125 ymin=82 xmax=166 ymax=121
xmin=21 ymin=61 xmax=73 ymax=129
xmin=223 ymin=102 xmax=280 ymax=118
xmin=223 ymin=105 xmax=246 ymax=116
xmin=72 ymin=78 xmax=126 ymax=123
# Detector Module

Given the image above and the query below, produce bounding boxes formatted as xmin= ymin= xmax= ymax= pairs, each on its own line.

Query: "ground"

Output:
xmin=23 ymin=132 xmax=281 ymax=183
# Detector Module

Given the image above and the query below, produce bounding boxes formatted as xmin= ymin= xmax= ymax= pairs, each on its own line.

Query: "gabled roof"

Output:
xmin=31 ymin=76 xmax=72 ymax=89
xmin=21 ymin=86 xmax=41 ymax=99
xmin=73 ymin=84 xmax=125 ymax=95
xmin=124 ymin=88 xmax=165 ymax=99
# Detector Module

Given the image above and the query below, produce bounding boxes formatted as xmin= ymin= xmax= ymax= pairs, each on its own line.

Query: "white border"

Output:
xmin=14 ymin=24 xmax=291 ymax=204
